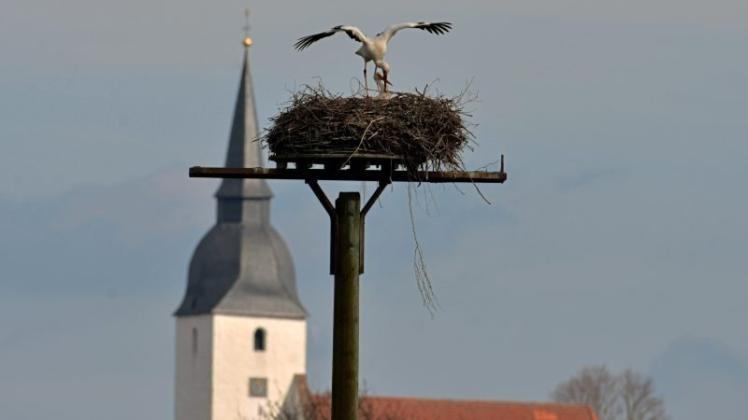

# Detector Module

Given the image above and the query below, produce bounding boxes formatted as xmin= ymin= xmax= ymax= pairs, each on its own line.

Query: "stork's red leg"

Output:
xmin=363 ymin=62 xmax=369 ymax=97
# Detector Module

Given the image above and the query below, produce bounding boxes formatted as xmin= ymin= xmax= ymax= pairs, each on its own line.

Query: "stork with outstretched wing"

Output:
xmin=295 ymin=22 xmax=452 ymax=95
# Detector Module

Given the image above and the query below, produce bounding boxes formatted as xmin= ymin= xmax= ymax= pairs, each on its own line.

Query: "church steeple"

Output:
xmin=175 ymin=36 xmax=306 ymax=319
xmin=215 ymin=40 xmax=272 ymax=203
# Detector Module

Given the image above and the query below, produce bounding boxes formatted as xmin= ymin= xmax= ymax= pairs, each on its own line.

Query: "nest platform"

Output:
xmin=191 ymin=154 xmax=505 ymax=183
xmin=270 ymin=152 xmax=406 ymax=172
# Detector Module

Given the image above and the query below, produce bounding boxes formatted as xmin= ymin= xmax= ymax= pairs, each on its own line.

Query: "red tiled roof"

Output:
xmin=291 ymin=375 xmax=596 ymax=420
xmin=307 ymin=394 xmax=597 ymax=420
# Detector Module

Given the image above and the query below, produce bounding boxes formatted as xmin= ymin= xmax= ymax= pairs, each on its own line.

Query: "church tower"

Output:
xmin=174 ymin=35 xmax=307 ymax=420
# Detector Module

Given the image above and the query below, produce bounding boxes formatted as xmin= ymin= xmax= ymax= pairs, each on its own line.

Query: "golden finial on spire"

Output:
xmin=242 ymin=7 xmax=253 ymax=47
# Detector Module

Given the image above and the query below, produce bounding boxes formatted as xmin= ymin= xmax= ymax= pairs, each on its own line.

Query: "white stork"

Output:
xmin=294 ymin=21 xmax=453 ymax=95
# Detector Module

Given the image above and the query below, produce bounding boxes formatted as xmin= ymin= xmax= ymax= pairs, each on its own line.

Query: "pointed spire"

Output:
xmin=175 ymin=30 xmax=306 ymax=319
xmin=215 ymin=37 xmax=273 ymax=206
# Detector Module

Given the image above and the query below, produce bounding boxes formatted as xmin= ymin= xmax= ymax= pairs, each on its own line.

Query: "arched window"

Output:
xmin=254 ymin=328 xmax=266 ymax=352
xmin=191 ymin=327 xmax=198 ymax=355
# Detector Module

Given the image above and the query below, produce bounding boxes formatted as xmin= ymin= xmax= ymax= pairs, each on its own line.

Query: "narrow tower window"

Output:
xmin=192 ymin=327 xmax=198 ymax=355
xmin=254 ymin=328 xmax=266 ymax=351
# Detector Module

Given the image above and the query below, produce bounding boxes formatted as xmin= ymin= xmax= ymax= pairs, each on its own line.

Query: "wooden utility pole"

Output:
xmin=332 ymin=192 xmax=361 ymax=420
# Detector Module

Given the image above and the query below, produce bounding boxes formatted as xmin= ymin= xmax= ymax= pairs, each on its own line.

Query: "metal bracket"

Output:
xmin=307 ymin=179 xmax=337 ymax=275
xmin=359 ymin=181 xmax=389 ymax=273
xmin=307 ymin=179 xmax=390 ymax=275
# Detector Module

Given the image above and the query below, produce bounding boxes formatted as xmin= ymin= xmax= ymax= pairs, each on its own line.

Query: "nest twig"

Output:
xmin=264 ymin=85 xmax=474 ymax=176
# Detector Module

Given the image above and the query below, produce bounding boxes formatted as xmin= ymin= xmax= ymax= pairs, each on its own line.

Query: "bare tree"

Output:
xmin=551 ymin=366 xmax=667 ymax=420
xmin=552 ymin=365 xmax=622 ymax=420
xmin=620 ymin=369 xmax=667 ymax=420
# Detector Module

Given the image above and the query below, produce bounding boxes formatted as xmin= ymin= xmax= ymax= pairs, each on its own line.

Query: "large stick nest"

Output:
xmin=264 ymin=87 xmax=474 ymax=173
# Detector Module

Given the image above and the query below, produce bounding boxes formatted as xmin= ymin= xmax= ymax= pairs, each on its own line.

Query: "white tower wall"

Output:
xmin=175 ymin=315 xmax=306 ymax=420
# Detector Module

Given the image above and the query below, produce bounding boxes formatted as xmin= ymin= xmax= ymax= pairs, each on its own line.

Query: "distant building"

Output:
xmin=283 ymin=375 xmax=598 ymax=420
xmin=174 ymin=35 xmax=597 ymax=420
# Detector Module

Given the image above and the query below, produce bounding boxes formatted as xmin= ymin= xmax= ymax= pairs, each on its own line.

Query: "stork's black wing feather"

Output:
xmin=415 ymin=22 xmax=453 ymax=35
xmin=294 ymin=29 xmax=337 ymax=51
xmin=294 ymin=25 xmax=366 ymax=51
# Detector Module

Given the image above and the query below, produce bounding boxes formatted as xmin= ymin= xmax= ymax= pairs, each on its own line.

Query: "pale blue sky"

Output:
xmin=1 ymin=1 xmax=747 ymax=419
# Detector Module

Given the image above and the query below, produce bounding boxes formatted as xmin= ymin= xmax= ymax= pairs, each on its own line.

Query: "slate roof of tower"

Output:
xmin=175 ymin=42 xmax=306 ymax=319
